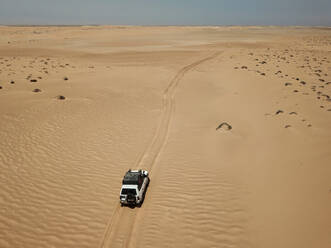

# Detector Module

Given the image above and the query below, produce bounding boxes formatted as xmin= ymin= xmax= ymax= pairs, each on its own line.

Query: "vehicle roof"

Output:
xmin=124 ymin=170 xmax=140 ymax=179
xmin=123 ymin=170 xmax=142 ymax=185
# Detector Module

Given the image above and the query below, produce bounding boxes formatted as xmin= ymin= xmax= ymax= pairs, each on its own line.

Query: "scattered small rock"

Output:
xmin=285 ymin=82 xmax=292 ymax=86
xmin=300 ymin=81 xmax=306 ymax=85
xmin=0 ymin=86 xmax=2 ymax=89
xmin=33 ymin=88 xmax=41 ymax=93
xmin=10 ymin=80 xmax=15 ymax=84
xmin=284 ymin=125 xmax=291 ymax=128
xmin=64 ymin=77 xmax=68 ymax=81
xmin=57 ymin=95 xmax=66 ymax=100
xmin=289 ymin=112 xmax=297 ymax=115
xmin=30 ymin=79 xmax=38 ymax=82
xmin=275 ymin=110 xmax=284 ymax=115
xmin=241 ymin=66 xmax=248 ymax=69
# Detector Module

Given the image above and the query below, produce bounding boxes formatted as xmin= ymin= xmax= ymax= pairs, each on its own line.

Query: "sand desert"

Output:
xmin=0 ymin=26 xmax=330 ymax=248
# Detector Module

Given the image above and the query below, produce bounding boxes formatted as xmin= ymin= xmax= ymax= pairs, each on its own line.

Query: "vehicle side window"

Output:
xmin=137 ymin=175 xmax=142 ymax=190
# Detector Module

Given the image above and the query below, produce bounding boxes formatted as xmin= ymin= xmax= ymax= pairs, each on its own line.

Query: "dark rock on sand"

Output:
xmin=216 ymin=122 xmax=232 ymax=131
xmin=57 ymin=95 xmax=66 ymax=100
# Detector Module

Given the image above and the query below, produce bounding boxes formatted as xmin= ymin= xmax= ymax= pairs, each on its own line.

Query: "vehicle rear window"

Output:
xmin=121 ymin=188 xmax=137 ymax=195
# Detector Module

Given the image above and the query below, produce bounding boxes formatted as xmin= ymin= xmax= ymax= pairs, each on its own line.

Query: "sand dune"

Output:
xmin=0 ymin=26 xmax=330 ymax=248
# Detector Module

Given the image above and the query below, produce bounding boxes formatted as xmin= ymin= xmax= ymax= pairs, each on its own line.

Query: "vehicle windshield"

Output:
xmin=121 ymin=188 xmax=137 ymax=195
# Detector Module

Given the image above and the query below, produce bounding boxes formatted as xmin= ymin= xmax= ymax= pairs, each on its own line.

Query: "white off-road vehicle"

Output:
xmin=120 ymin=169 xmax=150 ymax=207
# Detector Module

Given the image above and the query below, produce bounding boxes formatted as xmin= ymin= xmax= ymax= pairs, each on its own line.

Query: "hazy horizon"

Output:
xmin=0 ymin=0 xmax=331 ymax=26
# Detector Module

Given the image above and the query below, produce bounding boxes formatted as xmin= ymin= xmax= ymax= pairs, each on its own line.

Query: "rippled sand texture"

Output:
xmin=0 ymin=26 xmax=330 ymax=248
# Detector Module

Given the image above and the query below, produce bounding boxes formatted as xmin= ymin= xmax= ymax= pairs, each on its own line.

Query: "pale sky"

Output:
xmin=0 ymin=0 xmax=330 ymax=26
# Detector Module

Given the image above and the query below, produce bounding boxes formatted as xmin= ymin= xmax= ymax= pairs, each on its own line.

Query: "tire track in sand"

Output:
xmin=99 ymin=52 xmax=221 ymax=248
